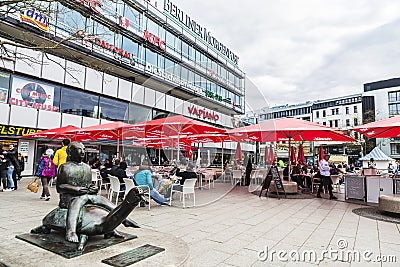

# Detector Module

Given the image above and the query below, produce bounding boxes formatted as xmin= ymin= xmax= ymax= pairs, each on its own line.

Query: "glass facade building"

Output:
xmin=0 ymin=0 xmax=245 ymax=174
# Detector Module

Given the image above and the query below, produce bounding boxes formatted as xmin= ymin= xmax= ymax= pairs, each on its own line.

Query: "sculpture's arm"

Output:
xmin=57 ymin=183 xmax=89 ymax=195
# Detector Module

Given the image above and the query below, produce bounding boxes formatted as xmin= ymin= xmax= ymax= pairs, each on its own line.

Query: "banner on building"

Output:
xmin=10 ymin=77 xmax=59 ymax=111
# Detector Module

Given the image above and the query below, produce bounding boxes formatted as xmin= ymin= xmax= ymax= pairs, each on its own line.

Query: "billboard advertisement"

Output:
xmin=10 ymin=77 xmax=59 ymax=111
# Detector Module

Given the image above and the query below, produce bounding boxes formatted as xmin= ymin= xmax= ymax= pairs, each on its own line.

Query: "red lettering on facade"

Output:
xmin=75 ymin=0 xmax=103 ymax=14
xmin=76 ymin=30 xmax=135 ymax=61
xmin=188 ymin=105 xmax=219 ymax=121
xmin=142 ymin=30 xmax=166 ymax=51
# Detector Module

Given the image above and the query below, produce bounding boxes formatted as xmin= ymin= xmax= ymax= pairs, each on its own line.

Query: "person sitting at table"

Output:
xmin=156 ymin=163 xmax=197 ymax=195
xmin=135 ymin=161 xmax=169 ymax=205
xmin=291 ymin=163 xmax=305 ymax=189
xmin=301 ymin=165 xmax=312 ymax=189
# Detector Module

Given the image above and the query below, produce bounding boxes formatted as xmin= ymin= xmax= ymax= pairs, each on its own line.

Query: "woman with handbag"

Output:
xmin=35 ymin=149 xmax=57 ymax=201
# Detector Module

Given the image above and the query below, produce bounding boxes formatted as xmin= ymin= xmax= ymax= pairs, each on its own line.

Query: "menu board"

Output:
xmin=259 ymin=166 xmax=286 ymax=199
xmin=271 ymin=167 xmax=284 ymax=190
xmin=345 ymin=175 xmax=365 ymax=200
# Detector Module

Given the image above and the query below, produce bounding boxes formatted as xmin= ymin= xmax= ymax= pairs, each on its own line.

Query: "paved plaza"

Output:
xmin=0 ymin=178 xmax=400 ymax=266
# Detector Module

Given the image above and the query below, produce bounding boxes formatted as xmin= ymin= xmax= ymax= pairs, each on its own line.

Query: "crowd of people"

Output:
xmin=0 ymin=144 xmax=24 ymax=192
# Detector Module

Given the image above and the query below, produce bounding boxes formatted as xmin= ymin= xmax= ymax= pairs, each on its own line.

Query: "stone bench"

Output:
xmin=268 ymin=181 xmax=298 ymax=194
xmin=378 ymin=194 xmax=400 ymax=214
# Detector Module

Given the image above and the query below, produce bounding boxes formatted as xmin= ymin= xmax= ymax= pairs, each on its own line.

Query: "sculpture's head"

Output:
xmin=67 ymin=142 xmax=85 ymax=163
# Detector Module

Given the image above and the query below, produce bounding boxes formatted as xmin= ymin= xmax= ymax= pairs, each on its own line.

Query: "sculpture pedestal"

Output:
xmin=16 ymin=232 xmax=137 ymax=259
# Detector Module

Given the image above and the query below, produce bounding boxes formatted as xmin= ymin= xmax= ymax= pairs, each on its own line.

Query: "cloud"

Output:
xmin=169 ymin=0 xmax=400 ymax=109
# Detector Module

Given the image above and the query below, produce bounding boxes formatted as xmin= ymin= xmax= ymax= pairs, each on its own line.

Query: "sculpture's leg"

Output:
xmin=66 ymin=195 xmax=89 ymax=243
xmin=77 ymin=234 xmax=88 ymax=251
xmin=104 ymin=230 xmax=124 ymax=239
xmin=101 ymin=189 xmax=142 ymax=233
xmin=89 ymin=195 xmax=140 ymax=228
xmin=30 ymin=225 xmax=51 ymax=234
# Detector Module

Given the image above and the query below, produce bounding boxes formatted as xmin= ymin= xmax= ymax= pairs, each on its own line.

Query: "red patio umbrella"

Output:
xmin=228 ymin=117 xmax=356 ymax=142
xmin=264 ymin=145 xmax=270 ymax=165
xmin=318 ymin=145 xmax=325 ymax=162
xmin=290 ymin=146 xmax=297 ymax=165
xmin=66 ymin=121 xmax=143 ymax=156
xmin=21 ymin=125 xmax=84 ymax=141
xmin=297 ymin=143 xmax=306 ymax=165
xmin=353 ymin=116 xmax=400 ymax=139
xmin=269 ymin=144 xmax=276 ymax=165
xmin=228 ymin=117 xmax=355 ymax=180
xmin=130 ymin=115 xmax=227 ymax=160
xmin=234 ymin=142 xmax=243 ymax=163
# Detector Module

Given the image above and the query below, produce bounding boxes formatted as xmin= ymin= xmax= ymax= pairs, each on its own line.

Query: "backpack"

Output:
xmin=41 ymin=157 xmax=57 ymax=178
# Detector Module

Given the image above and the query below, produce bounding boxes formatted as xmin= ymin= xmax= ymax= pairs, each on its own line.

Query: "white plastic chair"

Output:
xmin=123 ymin=178 xmax=151 ymax=210
xmin=108 ymin=175 xmax=125 ymax=205
xmin=91 ymin=170 xmax=99 ymax=187
xmin=232 ymin=170 xmax=242 ymax=186
xmin=169 ymin=178 xmax=197 ymax=208
xmin=330 ymin=175 xmax=341 ymax=193
xmin=202 ymin=170 xmax=215 ymax=189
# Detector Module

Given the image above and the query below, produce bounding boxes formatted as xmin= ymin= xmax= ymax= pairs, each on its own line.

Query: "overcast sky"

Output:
xmin=167 ymin=0 xmax=400 ymax=112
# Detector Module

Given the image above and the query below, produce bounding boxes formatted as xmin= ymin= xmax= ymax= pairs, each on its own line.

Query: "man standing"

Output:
xmin=3 ymin=144 xmax=19 ymax=190
xmin=317 ymin=154 xmax=337 ymax=200
xmin=53 ymin=139 xmax=70 ymax=167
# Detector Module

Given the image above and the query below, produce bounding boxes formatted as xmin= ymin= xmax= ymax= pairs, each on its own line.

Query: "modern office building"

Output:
xmin=363 ymin=78 xmax=400 ymax=159
xmin=0 ymin=0 xmax=245 ymax=174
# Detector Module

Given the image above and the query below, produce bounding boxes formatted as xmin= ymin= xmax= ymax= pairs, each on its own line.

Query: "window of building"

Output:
xmin=336 ymin=108 xmax=339 ymax=115
xmin=335 ymin=120 xmax=338 ymax=128
xmin=323 ymin=122 xmax=326 ymax=126
xmin=354 ymin=105 xmax=358 ymax=113
xmin=346 ymin=107 xmax=350 ymax=114
xmin=99 ymin=97 xmax=129 ymax=121
xmin=123 ymin=4 xmax=143 ymax=32
xmin=0 ymin=71 xmax=11 ymax=104
xmin=389 ymin=103 xmax=400 ymax=116
xmin=388 ymin=92 xmax=398 ymax=103
xmin=61 ymin=88 xmax=99 ymax=118
xmin=346 ymin=119 xmax=350 ymax=127
xmin=390 ymin=144 xmax=400 ymax=155
xmin=329 ymin=121 xmax=333 ymax=127
xmin=323 ymin=110 xmax=326 ymax=117
xmin=316 ymin=111 xmax=319 ymax=118
xmin=128 ymin=103 xmax=152 ymax=124
xmin=354 ymin=118 xmax=358 ymax=126
xmin=331 ymin=109 xmax=335 ymax=115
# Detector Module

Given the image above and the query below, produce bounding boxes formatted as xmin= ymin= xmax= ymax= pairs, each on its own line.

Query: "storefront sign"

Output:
xmin=164 ymin=0 xmax=239 ymax=64
xmin=142 ymin=30 xmax=166 ymax=50
xmin=20 ymin=8 xmax=49 ymax=32
xmin=76 ymin=30 xmax=134 ymax=63
xmin=0 ymin=124 xmax=41 ymax=136
xmin=10 ymin=77 xmax=59 ymax=111
xmin=74 ymin=0 xmax=103 ymax=14
xmin=145 ymin=63 xmax=201 ymax=93
xmin=188 ymin=105 xmax=219 ymax=121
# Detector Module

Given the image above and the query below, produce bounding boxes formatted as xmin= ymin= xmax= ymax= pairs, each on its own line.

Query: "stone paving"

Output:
xmin=1 ymin=178 xmax=400 ymax=266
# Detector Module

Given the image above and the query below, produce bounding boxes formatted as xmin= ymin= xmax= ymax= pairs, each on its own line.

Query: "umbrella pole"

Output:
xmin=221 ymin=141 xmax=224 ymax=181
xmin=288 ymin=138 xmax=291 ymax=182
xmin=158 ymin=149 xmax=161 ymax=166
xmin=117 ymin=135 xmax=120 ymax=160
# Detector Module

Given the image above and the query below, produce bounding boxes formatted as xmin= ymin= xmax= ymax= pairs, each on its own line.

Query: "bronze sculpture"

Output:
xmin=31 ymin=142 xmax=143 ymax=251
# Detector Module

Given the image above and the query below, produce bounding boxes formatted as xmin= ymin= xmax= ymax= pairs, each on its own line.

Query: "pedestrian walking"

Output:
xmin=35 ymin=149 xmax=57 ymax=201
